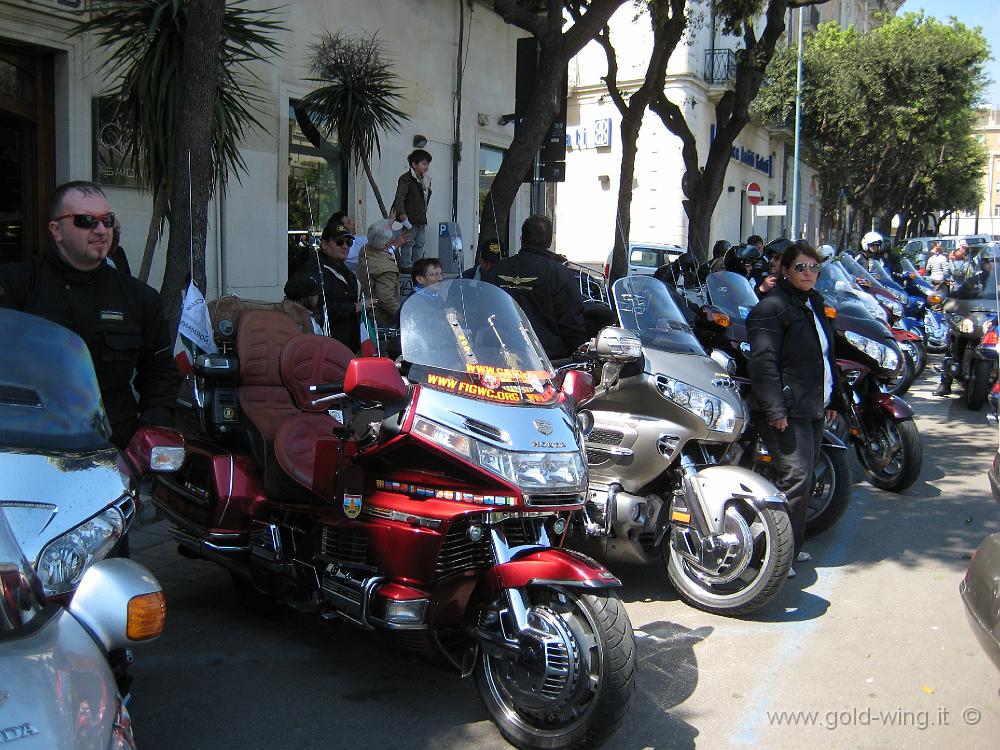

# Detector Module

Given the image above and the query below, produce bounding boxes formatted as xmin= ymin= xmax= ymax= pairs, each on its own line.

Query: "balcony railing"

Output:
xmin=704 ymin=49 xmax=736 ymax=85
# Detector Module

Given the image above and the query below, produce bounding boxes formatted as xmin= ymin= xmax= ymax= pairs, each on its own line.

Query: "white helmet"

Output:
xmin=860 ymin=231 xmax=885 ymax=257
xmin=818 ymin=244 xmax=836 ymax=261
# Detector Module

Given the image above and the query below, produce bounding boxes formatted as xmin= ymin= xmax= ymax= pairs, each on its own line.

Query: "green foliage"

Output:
xmin=752 ymin=12 xmax=989 ymax=228
xmin=300 ymin=30 xmax=409 ymax=169
xmin=74 ymin=1 xmax=283 ymax=205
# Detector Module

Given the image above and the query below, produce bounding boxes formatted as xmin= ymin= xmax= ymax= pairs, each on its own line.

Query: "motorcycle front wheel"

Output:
xmin=966 ymin=357 xmax=993 ymax=411
xmin=663 ymin=500 xmax=793 ymax=616
xmin=805 ymin=446 xmax=853 ymax=537
xmin=475 ymin=587 xmax=636 ymax=750
xmin=857 ymin=415 xmax=922 ymax=492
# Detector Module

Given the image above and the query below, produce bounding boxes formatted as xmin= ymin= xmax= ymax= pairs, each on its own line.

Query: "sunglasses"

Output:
xmin=332 ymin=236 xmax=354 ymax=247
xmin=793 ymin=262 xmax=822 ymax=273
xmin=53 ymin=212 xmax=115 ymax=229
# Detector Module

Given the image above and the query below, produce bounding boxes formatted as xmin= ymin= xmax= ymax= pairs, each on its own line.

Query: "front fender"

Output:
xmin=489 ymin=548 xmax=621 ymax=591
xmin=822 ymin=429 xmax=848 ymax=450
xmin=862 ymin=392 xmax=913 ymax=420
xmin=689 ymin=465 xmax=788 ymax=534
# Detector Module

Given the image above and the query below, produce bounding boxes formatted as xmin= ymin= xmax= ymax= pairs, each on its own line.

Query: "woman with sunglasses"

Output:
xmin=746 ymin=240 xmax=844 ymax=579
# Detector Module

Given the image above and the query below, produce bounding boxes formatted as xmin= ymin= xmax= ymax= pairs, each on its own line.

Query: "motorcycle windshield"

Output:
xmin=867 ymin=259 xmax=899 ymax=288
xmin=399 ymin=279 xmax=557 ymax=405
xmin=0 ymin=507 xmax=45 ymax=634
xmin=950 ymin=264 xmax=998 ymax=300
xmin=0 ymin=309 xmax=112 ymax=452
xmin=706 ymin=271 xmax=760 ymax=319
xmin=839 ymin=255 xmax=881 ymax=289
xmin=612 ymin=275 xmax=705 ymax=355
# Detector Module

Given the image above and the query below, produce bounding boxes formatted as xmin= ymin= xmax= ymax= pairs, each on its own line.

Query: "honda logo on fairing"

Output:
xmin=533 ymin=419 xmax=553 ymax=435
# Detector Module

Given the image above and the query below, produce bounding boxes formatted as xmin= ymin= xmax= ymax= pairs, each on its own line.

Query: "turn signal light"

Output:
xmin=710 ymin=311 xmax=730 ymax=328
xmin=670 ymin=510 xmax=692 ymax=524
xmin=824 ymin=305 xmax=837 ymax=320
xmin=927 ymin=294 xmax=943 ymax=305
xmin=126 ymin=591 xmax=166 ymax=641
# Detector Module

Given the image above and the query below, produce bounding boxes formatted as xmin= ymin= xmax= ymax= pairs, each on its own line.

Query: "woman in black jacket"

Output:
xmin=747 ymin=240 xmax=844 ymax=578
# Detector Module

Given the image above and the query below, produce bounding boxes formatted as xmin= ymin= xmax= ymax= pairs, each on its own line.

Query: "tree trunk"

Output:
xmin=138 ymin=186 xmax=168 ymax=283
xmin=483 ymin=0 xmax=626 ymax=245
xmin=361 ymin=151 xmax=389 ymax=220
xmin=161 ymin=0 xmax=225 ymax=337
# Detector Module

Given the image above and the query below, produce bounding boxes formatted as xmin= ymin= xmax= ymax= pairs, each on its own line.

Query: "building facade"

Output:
xmin=941 ymin=108 xmax=1000 ymax=239
xmin=0 ymin=0 xmax=531 ymax=301
xmin=554 ymin=0 xmax=900 ymax=265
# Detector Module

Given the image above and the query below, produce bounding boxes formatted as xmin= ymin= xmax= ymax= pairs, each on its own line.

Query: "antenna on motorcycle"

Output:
xmin=359 ymin=224 xmax=385 ymax=358
xmin=303 ymin=178 xmax=331 ymax=337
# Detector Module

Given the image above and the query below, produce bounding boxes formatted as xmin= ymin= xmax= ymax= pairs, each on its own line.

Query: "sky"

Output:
xmin=901 ymin=0 xmax=1000 ymax=105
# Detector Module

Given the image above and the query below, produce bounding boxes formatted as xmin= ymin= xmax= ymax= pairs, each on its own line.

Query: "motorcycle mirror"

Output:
xmin=344 ymin=357 xmax=409 ymax=402
xmin=594 ymin=327 xmax=642 ymax=362
xmin=561 ymin=369 xmax=595 ymax=405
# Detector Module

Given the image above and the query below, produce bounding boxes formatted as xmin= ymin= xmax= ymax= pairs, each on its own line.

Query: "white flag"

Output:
xmin=178 ymin=280 xmax=218 ymax=355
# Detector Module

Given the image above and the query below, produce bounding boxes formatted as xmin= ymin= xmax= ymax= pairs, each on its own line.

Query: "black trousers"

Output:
xmin=754 ymin=415 xmax=824 ymax=558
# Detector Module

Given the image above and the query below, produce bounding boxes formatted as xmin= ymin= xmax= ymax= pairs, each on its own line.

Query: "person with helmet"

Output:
xmin=818 ymin=244 xmax=836 ymax=262
xmin=724 ymin=243 xmax=762 ymax=279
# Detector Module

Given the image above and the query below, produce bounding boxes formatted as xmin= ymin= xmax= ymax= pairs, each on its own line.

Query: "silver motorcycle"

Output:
xmin=573 ymin=275 xmax=793 ymax=615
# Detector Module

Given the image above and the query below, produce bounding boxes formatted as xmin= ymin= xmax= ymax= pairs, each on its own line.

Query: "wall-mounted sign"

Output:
xmin=710 ymin=125 xmax=774 ymax=178
xmin=92 ymin=97 xmax=141 ymax=188
xmin=566 ymin=118 xmax=613 ymax=150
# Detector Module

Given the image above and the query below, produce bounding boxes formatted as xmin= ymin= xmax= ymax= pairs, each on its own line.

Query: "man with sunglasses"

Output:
xmin=285 ymin=220 xmax=375 ymax=352
xmin=0 ymin=180 xmax=177 ymax=450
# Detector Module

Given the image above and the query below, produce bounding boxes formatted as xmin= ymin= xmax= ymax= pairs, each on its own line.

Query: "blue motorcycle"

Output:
xmin=895 ymin=258 xmax=948 ymax=352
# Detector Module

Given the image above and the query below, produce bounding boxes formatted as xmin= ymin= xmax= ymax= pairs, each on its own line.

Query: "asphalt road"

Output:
xmin=128 ymin=358 xmax=1000 ymax=749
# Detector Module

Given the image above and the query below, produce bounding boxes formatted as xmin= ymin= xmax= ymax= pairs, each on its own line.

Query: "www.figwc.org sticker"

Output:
xmin=343 ymin=494 xmax=363 ymax=519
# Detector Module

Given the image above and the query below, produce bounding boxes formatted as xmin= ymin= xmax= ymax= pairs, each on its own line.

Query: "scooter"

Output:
xmin=699 ymin=271 xmax=853 ymax=537
xmin=145 ymin=280 xmax=636 ymax=750
xmin=573 ymin=275 xmax=793 ymax=616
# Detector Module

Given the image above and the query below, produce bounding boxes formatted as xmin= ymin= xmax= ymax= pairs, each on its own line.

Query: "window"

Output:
xmin=287 ymin=101 xmax=346 ymax=277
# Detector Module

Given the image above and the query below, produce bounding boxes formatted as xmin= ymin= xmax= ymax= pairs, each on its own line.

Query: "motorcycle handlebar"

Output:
xmin=308 ymin=382 xmax=344 ymax=395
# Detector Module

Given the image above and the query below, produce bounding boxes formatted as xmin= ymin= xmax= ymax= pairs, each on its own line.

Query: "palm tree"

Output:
xmin=73 ymin=0 xmax=284 ymax=282
xmin=300 ymin=31 xmax=409 ymax=219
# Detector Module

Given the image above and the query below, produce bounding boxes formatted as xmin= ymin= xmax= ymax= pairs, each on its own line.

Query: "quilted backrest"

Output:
xmin=274 ymin=413 xmax=343 ymax=497
xmin=236 ymin=310 xmax=303 ymax=444
xmin=237 ymin=311 xmax=303 ymax=387
xmin=280 ymin=334 xmax=355 ymax=412
xmin=209 ymin=295 xmax=314 ymax=345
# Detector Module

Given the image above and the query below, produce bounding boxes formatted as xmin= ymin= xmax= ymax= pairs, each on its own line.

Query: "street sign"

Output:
xmin=755 ymin=204 xmax=787 ymax=217
xmin=746 ymin=182 xmax=763 ymax=205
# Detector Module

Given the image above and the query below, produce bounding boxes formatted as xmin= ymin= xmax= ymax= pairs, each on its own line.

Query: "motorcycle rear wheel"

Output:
xmin=805 ymin=446 xmax=852 ymax=537
xmin=475 ymin=587 xmax=636 ymax=750
xmin=663 ymin=500 xmax=793 ymax=616
xmin=857 ymin=415 xmax=922 ymax=492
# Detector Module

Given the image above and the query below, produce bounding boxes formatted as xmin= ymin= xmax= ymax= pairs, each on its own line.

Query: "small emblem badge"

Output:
xmin=343 ymin=494 xmax=362 ymax=519
xmin=533 ymin=419 xmax=553 ymax=435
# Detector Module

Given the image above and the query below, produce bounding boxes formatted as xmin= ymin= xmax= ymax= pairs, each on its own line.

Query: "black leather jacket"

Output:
xmin=0 ymin=250 xmax=178 ymax=448
xmin=483 ymin=246 xmax=588 ymax=360
xmin=746 ymin=277 xmax=843 ymax=421
xmin=286 ymin=256 xmax=361 ymax=352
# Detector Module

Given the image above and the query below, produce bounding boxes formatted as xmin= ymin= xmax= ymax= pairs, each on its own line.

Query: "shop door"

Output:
xmin=0 ymin=47 xmax=54 ymax=263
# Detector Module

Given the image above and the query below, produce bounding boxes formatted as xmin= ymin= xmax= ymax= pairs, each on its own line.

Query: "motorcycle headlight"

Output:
xmin=36 ymin=505 xmax=125 ymax=596
xmin=412 ymin=416 xmax=587 ymax=493
xmin=960 ymin=318 xmax=975 ymax=334
xmin=844 ymin=331 xmax=900 ymax=372
xmin=655 ymin=375 xmax=738 ymax=433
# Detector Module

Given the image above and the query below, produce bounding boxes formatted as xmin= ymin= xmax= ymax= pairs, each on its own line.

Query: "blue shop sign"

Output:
xmin=710 ymin=125 xmax=774 ymax=178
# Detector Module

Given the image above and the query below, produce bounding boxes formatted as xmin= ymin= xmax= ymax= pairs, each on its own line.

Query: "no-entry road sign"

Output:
xmin=746 ymin=182 xmax=762 ymax=205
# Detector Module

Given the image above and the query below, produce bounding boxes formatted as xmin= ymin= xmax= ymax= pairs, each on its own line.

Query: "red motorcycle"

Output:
xmin=144 ymin=280 xmax=636 ymax=750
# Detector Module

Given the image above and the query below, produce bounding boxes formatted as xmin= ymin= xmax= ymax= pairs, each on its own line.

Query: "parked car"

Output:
xmin=604 ymin=241 xmax=685 ymax=280
xmin=961 ymin=532 xmax=1000 ymax=671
